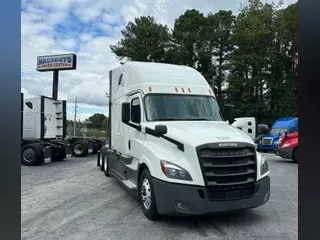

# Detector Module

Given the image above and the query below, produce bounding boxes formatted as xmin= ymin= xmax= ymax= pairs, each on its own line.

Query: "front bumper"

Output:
xmin=275 ymin=148 xmax=293 ymax=159
xmin=259 ymin=144 xmax=276 ymax=151
xmin=152 ymin=176 xmax=270 ymax=216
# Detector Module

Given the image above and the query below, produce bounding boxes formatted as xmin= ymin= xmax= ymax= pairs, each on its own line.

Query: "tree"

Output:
xmin=207 ymin=10 xmax=235 ymax=105
xmin=88 ymin=113 xmax=107 ymax=129
xmin=101 ymin=117 xmax=108 ymax=130
xmin=110 ymin=16 xmax=171 ymax=62
xmin=170 ymin=10 xmax=206 ymax=69
xmin=226 ymin=0 xmax=276 ymax=123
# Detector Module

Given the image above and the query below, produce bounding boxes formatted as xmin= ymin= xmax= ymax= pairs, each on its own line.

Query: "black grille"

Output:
xmin=196 ymin=142 xmax=257 ymax=201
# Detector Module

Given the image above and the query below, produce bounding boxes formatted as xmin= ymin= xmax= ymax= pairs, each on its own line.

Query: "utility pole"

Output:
xmin=73 ymin=96 xmax=77 ymax=137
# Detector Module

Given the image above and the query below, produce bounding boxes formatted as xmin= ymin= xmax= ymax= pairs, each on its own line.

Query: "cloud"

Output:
xmin=21 ymin=0 xmax=296 ymax=118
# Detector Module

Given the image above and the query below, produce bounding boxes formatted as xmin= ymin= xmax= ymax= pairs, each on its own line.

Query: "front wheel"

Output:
xmin=100 ymin=153 xmax=105 ymax=172
xmin=21 ymin=143 xmax=42 ymax=166
xmin=104 ymin=154 xmax=110 ymax=177
xmin=293 ymin=147 xmax=298 ymax=163
xmin=139 ymin=169 xmax=159 ymax=220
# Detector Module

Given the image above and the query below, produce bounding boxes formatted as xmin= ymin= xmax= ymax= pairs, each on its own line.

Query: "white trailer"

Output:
xmin=98 ymin=62 xmax=270 ymax=220
xmin=21 ymin=93 xmax=105 ymax=166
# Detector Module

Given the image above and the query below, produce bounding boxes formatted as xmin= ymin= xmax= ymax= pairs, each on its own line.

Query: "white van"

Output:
xmin=99 ymin=62 xmax=270 ymax=220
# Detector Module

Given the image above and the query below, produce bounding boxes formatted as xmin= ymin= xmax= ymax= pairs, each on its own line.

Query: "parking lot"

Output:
xmin=21 ymin=153 xmax=297 ymax=240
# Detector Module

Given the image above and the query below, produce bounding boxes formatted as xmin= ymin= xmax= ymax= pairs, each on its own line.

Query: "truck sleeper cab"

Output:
xmin=100 ymin=62 xmax=270 ymax=220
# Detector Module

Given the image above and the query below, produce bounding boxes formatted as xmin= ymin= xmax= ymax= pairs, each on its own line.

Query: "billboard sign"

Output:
xmin=36 ymin=53 xmax=77 ymax=72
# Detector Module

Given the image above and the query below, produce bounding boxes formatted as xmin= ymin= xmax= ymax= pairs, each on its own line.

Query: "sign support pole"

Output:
xmin=52 ymin=70 xmax=59 ymax=100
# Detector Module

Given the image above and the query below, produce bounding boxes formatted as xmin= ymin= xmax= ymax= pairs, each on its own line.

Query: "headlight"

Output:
xmin=160 ymin=160 xmax=192 ymax=181
xmin=261 ymin=156 xmax=269 ymax=175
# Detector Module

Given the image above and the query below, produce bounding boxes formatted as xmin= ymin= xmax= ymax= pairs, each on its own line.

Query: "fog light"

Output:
xmin=264 ymin=191 xmax=270 ymax=202
xmin=176 ymin=201 xmax=190 ymax=212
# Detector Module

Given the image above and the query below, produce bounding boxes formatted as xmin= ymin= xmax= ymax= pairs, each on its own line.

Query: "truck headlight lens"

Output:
xmin=160 ymin=160 xmax=192 ymax=181
xmin=261 ymin=156 xmax=269 ymax=175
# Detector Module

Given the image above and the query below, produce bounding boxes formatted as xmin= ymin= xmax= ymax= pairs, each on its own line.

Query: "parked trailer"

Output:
xmin=21 ymin=93 xmax=104 ymax=166
xmin=97 ymin=62 xmax=270 ymax=220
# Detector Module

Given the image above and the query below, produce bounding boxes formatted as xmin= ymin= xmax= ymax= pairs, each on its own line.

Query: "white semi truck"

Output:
xmin=97 ymin=62 xmax=270 ymax=220
xmin=21 ymin=93 xmax=104 ymax=166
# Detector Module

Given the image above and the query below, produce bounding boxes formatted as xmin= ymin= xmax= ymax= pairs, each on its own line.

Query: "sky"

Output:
xmin=21 ymin=0 xmax=295 ymax=121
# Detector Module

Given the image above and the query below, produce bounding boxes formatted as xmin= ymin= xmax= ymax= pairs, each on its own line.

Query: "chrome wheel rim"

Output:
xmin=141 ymin=178 xmax=151 ymax=210
xmin=74 ymin=144 xmax=83 ymax=155
xmin=23 ymin=149 xmax=35 ymax=162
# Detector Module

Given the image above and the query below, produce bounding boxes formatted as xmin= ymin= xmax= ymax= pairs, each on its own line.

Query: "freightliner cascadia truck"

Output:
xmin=21 ymin=93 xmax=104 ymax=166
xmin=97 ymin=62 xmax=270 ymax=220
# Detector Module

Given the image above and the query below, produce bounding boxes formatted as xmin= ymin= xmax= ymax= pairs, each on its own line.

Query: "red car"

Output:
xmin=276 ymin=131 xmax=298 ymax=163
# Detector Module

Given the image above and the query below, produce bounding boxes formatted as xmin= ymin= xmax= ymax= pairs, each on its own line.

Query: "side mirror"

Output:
xmin=155 ymin=125 xmax=168 ymax=135
xmin=225 ymin=104 xmax=235 ymax=125
xmin=257 ymin=124 xmax=269 ymax=135
xmin=284 ymin=131 xmax=288 ymax=138
xmin=121 ymin=102 xmax=130 ymax=123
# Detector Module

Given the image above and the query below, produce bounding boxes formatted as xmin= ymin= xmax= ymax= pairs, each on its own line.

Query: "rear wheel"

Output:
xmin=139 ymin=169 xmax=159 ymax=220
xmin=72 ymin=141 xmax=88 ymax=157
xmin=21 ymin=143 xmax=43 ymax=166
xmin=293 ymin=147 xmax=298 ymax=163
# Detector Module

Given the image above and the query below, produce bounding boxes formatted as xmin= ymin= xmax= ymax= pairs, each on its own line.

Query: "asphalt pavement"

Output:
xmin=21 ymin=153 xmax=297 ymax=240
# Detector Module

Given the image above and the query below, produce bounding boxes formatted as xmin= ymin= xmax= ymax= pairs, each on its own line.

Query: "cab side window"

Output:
xmin=131 ymin=98 xmax=141 ymax=124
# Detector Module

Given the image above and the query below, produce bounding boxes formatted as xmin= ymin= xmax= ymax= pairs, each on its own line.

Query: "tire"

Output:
xmin=100 ymin=152 xmax=105 ymax=171
xmin=139 ymin=168 xmax=159 ymax=220
xmin=293 ymin=147 xmax=298 ymax=163
xmin=104 ymin=153 xmax=110 ymax=177
xmin=97 ymin=151 xmax=101 ymax=166
xmin=72 ymin=141 xmax=88 ymax=157
xmin=21 ymin=143 xmax=43 ymax=166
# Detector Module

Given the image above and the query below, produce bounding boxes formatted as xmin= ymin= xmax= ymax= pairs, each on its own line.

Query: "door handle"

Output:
xmin=128 ymin=140 xmax=131 ymax=150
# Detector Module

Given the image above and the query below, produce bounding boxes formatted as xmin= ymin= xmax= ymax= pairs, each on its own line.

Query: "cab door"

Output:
xmin=117 ymin=92 xmax=144 ymax=180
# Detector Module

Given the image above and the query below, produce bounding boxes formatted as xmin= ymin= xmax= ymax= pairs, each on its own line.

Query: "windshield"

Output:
xmin=144 ymin=94 xmax=223 ymax=122
xmin=270 ymin=128 xmax=287 ymax=135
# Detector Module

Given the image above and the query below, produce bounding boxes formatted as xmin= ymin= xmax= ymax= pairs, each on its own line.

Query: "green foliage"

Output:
xmin=110 ymin=16 xmax=170 ymax=62
xmin=88 ymin=113 xmax=108 ymax=129
xmin=110 ymin=0 xmax=297 ymax=125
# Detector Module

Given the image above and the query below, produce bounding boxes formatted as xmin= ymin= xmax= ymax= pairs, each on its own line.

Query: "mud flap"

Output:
xmin=43 ymin=147 xmax=52 ymax=164
xmin=88 ymin=141 xmax=94 ymax=154
xmin=65 ymin=146 xmax=72 ymax=159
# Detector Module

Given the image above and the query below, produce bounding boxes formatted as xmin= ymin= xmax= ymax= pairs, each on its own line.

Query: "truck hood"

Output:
xmin=144 ymin=121 xmax=254 ymax=147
